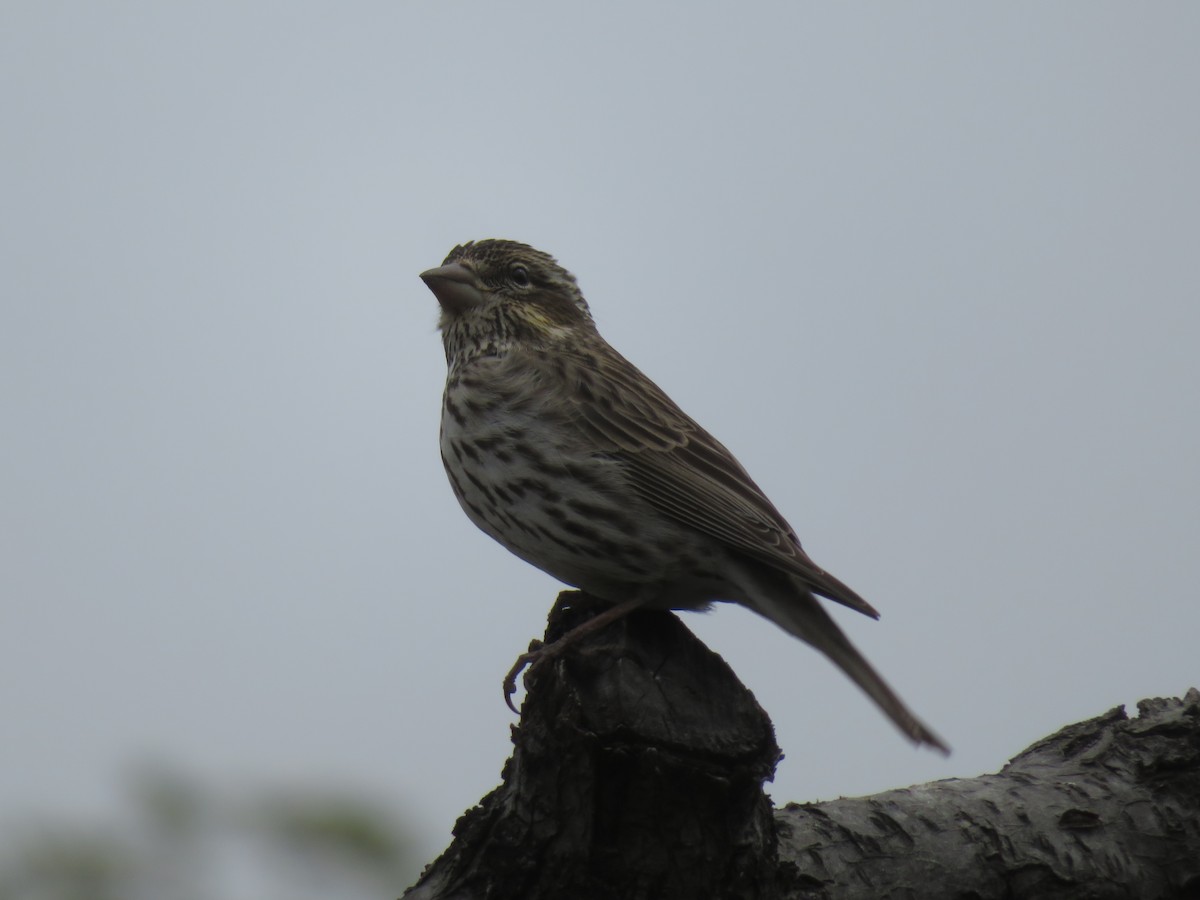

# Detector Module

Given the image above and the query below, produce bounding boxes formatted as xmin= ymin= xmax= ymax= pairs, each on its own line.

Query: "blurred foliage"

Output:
xmin=0 ymin=831 xmax=134 ymax=900
xmin=0 ymin=764 xmax=420 ymax=900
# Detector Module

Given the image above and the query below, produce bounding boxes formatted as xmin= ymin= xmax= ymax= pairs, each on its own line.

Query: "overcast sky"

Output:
xmin=3 ymin=1 xmax=1198 ymax=872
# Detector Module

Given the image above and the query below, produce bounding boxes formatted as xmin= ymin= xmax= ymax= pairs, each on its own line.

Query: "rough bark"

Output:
xmin=403 ymin=592 xmax=1200 ymax=900
xmin=776 ymin=695 xmax=1200 ymax=899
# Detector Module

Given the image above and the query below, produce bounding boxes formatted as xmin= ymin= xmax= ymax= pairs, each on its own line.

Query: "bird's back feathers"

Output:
xmin=554 ymin=344 xmax=881 ymax=619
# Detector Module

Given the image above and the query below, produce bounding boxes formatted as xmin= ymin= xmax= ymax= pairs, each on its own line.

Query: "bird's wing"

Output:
xmin=558 ymin=345 xmax=879 ymax=619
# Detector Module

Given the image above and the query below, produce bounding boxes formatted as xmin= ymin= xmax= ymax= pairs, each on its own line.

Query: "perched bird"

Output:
xmin=421 ymin=239 xmax=948 ymax=753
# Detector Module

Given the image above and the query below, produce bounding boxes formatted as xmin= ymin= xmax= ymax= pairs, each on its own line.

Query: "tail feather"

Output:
xmin=739 ymin=565 xmax=949 ymax=754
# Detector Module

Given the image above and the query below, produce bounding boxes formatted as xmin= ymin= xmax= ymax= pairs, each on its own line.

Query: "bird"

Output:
xmin=420 ymin=239 xmax=948 ymax=753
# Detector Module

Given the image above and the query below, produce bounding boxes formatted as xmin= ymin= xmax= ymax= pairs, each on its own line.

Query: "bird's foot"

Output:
xmin=501 ymin=593 xmax=653 ymax=714
xmin=503 ymin=639 xmax=547 ymax=713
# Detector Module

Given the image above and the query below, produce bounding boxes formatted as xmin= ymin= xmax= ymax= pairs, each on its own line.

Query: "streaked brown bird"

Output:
xmin=421 ymin=239 xmax=948 ymax=753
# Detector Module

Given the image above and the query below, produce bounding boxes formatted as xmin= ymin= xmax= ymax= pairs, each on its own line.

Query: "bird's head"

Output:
xmin=421 ymin=240 xmax=594 ymax=365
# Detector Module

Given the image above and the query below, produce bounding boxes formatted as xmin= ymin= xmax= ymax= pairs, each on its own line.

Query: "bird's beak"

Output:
xmin=420 ymin=262 xmax=488 ymax=314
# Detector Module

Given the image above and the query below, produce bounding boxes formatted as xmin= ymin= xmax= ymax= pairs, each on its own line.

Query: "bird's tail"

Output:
xmin=738 ymin=564 xmax=950 ymax=754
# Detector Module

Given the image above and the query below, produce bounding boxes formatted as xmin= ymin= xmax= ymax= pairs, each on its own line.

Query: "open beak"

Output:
xmin=420 ymin=262 xmax=488 ymax=314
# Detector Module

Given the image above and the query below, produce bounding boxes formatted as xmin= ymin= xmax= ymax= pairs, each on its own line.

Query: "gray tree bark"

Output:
xmin=403 ymin=592 xmax=1200 ymax=900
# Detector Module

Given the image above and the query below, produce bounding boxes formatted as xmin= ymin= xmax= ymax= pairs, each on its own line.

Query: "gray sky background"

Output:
xmin=3 ymin=1 xmax=1198 ymax=869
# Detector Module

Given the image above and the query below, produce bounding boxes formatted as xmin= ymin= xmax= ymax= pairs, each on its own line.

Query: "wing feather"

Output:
xmin=556 ymin=345 xmax=879 ymax=618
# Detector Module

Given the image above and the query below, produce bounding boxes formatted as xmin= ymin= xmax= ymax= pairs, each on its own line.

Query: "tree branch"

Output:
xmin=404 ymin=592 xmax=1200 ymax=899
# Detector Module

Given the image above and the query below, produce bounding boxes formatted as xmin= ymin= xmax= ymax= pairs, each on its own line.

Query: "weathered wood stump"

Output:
xmin=404 ymin=592 xmax=1200 ymax=899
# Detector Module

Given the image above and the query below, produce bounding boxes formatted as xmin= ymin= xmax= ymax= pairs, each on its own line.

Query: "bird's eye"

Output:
xmin=510 ymin=265 xmax=531 ymax=288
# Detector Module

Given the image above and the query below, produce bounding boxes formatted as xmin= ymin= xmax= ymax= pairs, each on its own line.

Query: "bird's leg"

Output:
xmin=503 ymin=593 xmax=651 ymax=713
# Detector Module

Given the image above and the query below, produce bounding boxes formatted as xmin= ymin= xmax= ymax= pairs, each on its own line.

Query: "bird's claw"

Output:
xmin=502 ymin=639 xmax=546 ymax=713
